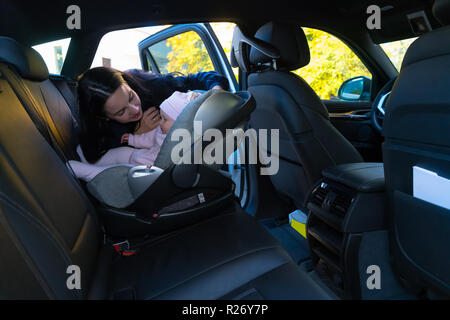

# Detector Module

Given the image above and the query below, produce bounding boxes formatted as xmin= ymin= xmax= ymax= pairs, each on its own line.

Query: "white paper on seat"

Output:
xmin=413 ymin=166 xmax=450 ymax=210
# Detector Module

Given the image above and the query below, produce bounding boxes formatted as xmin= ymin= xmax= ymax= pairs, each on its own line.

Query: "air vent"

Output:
xmin=307 ymin=181 xmax=355 ymax=297
xmin=311 ymin=182 xmax=329 ymax=207
xmin=331 ymin=193 xmax=353 ymax=216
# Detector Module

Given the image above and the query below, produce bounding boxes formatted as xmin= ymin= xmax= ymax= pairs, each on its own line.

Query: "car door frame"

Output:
xmin=138 ymin=23 xmax=238 ymax=92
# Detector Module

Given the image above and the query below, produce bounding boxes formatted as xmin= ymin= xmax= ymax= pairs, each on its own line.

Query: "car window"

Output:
xmin=147 ymin=31 xmax=215 ymax=74
xmin=294 ymin=28 xmax=372 ymax=101
xmin=380 ymin=37 xmax=417 ymax=71
xmin=32 ymin=38 xmax=71 ymax=75
xmin=91 ymin=24 xmax=236 ymax=76
xmin=210 ymin=22 xmax=239 ymax=80
xmin=91 ymin=26 xmax=171 ymax=70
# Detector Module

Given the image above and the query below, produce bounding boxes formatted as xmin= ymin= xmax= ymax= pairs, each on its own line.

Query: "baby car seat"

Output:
xmin=85 ymin=89 xmax=255 ymax=237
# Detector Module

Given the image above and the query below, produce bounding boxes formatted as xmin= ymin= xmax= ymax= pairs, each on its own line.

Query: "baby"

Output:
xmin=121 ymin=90 xmax=200 ymax=147
xmin=68 ymin=91 xmax=201 ymax=181
xmin=118 ymin=91 xmax=200 ymax=165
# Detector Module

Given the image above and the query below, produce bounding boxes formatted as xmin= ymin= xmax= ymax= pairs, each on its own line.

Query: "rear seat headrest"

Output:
xmin=433 ymin=0 xmax=450 ymax=26
xmin=0 ymin=36 xmax=49 ymax=81
xmin=249 ymin=21 xmax=310 ymax=71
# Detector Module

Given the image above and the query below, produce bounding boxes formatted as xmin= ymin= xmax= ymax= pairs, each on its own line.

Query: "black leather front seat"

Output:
xmin=382 ymin=0 xmax=450 ymax=298
xmin=231 ymin=22 xmax=363 ymax=209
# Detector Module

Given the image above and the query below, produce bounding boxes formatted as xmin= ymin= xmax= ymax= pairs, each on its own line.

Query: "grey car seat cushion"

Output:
xmin=86 ymin=166 xmax=135 ymax=208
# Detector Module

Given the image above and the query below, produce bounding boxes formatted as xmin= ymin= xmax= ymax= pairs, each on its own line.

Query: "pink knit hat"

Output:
xmin=160 ymin=91 xmax=195 ymax=121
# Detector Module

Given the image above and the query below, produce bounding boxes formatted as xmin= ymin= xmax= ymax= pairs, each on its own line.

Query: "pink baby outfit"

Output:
xmin=128 ymin=126 xmax=166 ymax=165
xmin=124 ymin=90 xmax=197 ymax=164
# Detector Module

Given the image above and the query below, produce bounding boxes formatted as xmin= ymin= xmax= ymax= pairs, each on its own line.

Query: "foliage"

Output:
xmin=380 ymin=37 xmax=417 ymax=71
xmin=163 ymin=25 xmax=380 ymax=100
xmin=163 ymin=24 xmax=238 ymax=78
xmin=294 ymin=28 xmax=371 ymax=100
xmin=210 ymin=23 xmax=239 ymax=79
xmin=160 ymin=24 xmax=415 ymax=101
xmin=165 ymin=31 xmax=214 ymax=74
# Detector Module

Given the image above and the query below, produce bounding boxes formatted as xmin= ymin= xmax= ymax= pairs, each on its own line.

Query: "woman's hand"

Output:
xmin=135 ymin=107 xmax=161 ymax=134
xmin=212 ymin=85 xmax=225 ymax=91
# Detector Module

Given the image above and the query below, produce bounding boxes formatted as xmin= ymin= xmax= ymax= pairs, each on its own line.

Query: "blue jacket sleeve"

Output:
xmin=176 ymin=71 xmax=230 ymax=91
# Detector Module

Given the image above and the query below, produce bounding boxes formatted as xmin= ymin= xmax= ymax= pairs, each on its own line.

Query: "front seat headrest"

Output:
xmin=433 ymin=0 xmax=450 ymax=26
xmin=249 ymin=21 xmax=311 ymax=71
xmin=401 ymin=24 xmax=450 ymax=70
xmin=231 ymin=25 xmax=280 ymax=72
xmin=0 ymin=37 xmax=49 ymax=81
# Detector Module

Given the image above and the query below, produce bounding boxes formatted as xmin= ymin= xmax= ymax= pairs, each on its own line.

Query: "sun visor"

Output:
xmin=369 ymin=6 xmax=440 ymax=44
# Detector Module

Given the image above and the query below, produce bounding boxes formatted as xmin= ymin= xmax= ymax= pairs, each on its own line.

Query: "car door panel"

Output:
xmin=324 ymin=99 xmax=371 ymax=113
xmin=325 ymin=100 xmax=382 ymax=162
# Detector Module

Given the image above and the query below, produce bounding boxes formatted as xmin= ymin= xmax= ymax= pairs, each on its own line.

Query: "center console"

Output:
xmin=305 ymin=162 xmax=388 ymax=299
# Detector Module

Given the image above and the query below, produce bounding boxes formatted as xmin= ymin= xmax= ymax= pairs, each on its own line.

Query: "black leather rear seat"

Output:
xmin=48 ymin=74 xmax=80 ymax=124
xmin=0 ymin=38 xmax=79 ymax=161
xmin=0 ymin=36 xmax=332 ymax=299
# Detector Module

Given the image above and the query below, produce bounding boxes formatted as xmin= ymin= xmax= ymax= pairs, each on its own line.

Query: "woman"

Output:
xmin=77 ymin=67 xmax=229 ymax=163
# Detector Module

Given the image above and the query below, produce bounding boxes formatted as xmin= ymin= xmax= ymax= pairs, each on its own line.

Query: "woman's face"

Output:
xmin=103 ymin=83 xmax=143 ymax=123
xmin=160 ymin=110 xmax=174 ymax=134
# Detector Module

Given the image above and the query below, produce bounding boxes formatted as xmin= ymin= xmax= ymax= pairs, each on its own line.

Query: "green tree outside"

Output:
xmin=165 ymin=31 xmax=215 ymax=74
xmin=380 ymin=37 xmax=417 ymax=71
xmin=162 ymin=24 xmax=410 ymax=101
xmin=294 ymin=28 xmax=371 ymax=100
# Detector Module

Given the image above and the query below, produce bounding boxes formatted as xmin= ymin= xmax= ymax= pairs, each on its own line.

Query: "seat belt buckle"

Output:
xmin=113 ymin=240 xmax=137 ymax=256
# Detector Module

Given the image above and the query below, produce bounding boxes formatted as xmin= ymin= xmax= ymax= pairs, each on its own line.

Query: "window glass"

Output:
xmin=294 ymin=28 xmax=372 ymax=100
xmin=148 ymin=31 xmax=214 ymax=74
xmin=380 ymin=37 xmax=417 ymax=71
xmin=91 ymin=25 xmax=171 ymax=70
xmin=91 ymin=23 xmax=237 ymax=76
xmin=32 ymin=38 xmax=71 ymax=75
xmin=210 ymin=22 xmax=239 ymax=79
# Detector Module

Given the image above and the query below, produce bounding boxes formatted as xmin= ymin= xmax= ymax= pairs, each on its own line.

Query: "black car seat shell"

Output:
xmin=382 ymin=0 xmax=450 ymax=298
xmin=156 ymin=89 xmax=255 ymax=170
xmin=231 ymin=22 xmax=363 ymax=209
xmin=0 ymin=36 xmax=333 ymax=299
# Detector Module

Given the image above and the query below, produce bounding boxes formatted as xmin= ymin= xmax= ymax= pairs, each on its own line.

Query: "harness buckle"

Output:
xmin=113 ymin=240 xmax=137 ymax=256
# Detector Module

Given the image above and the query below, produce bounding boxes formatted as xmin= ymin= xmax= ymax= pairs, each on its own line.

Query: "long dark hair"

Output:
xmin=77 ymin=67 xmax=186 ymax=163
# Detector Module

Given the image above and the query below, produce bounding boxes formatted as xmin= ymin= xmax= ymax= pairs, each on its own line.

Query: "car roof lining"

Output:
xmin=0 ymin=0 xmax=441 ymax=46
xmin=2 ymin=0 xmax=434 ymax=82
